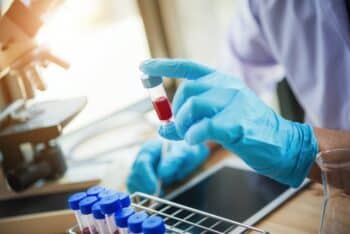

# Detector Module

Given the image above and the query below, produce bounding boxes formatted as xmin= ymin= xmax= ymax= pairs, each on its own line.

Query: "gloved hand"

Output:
xmin=127 ymin=139 xmax=209 ymax=194
xmin=140 ymin=59 xmax=319 ymax=187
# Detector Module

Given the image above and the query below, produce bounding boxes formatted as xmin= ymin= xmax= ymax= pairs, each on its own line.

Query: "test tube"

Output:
xmin=87 ymin=185 xmax=106 ymax=197
xmin=140 ymin=75 xmax=173 ymax=125
xmin=92 ymin=202 xmax=109 ymax=234
xmin=100 ymin=195 xmax=122 ymax=234
xmin=79 ymin=196 xmax=99 ymax=234
xmin=115 ymin=207 xmax=135 ymax=234
xmin=116 ymin=192 xmax=131 ymax=208
xmin=127 ymin=211 xmax=149 ymax=234
xmin=142 ymin=216 xmax=166 ymax=234
xmin=98 ymin=189 xmax=118 ymax=200
xmin=68 ymin=192 xmax=87 ymax=232
xmin=141 ymin=74 xmax=173 ymax=196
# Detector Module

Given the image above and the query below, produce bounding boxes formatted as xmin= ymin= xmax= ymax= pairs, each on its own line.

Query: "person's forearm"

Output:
xmin=308 ymin=127 xmax=350 ymax=182
xmin=314 ymin=127 xmax=350 ymax=151
xmin=206 ymin=128 xmax=350 ymax=184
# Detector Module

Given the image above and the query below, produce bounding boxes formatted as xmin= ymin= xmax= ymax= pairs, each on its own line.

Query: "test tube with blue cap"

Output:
xmin=98 ymin=190 xmax=131 ymax=207
xmin=98 ymin=189 xmax=118 ymax=200
xmin=79 ymin=196 xmax=99 ymax=234
xmin=92 ymin=201 xmax=109 ymax=234
xmin=99 ymin=195 xmax=122 ymax=234
xmin=141 ymin=74 xmax=175 ymax=195
xmin=116 ymin=192 xmax=131 ymax=208
xmin=127 ymin=211 xmax=149 ymax=234
xmin=140 ymin=74 xmax=174 ymax=126
xmin=68 ymin=192 xmax=87 ymax=232
xmin=115 ymin=207 xmax=135 ymax=234
xmin=142 ymin=216 xmax=166 ymax=234
xmin=87 ymin=185 xmax=106 ymax=197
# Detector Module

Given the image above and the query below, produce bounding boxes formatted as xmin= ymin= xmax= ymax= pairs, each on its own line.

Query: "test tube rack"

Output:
xmin=67 ymin=192 xmax=269 ymax=234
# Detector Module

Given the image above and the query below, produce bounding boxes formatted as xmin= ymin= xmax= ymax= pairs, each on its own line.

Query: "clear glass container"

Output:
xmin=140 ymin=74 xmax=173 ymax=124
xmin=147 ymin=84 xmax=173 ymax=123
xmin=105 ymin=213 xmax=119 ymax=234
xmin=95 ymin=218 xmax=109 ymax=234
xmin=73 ymin=210 xmax=84 ymax=232
xmin=316 ymin=148 xmax=350 ymax=234
xmin=80 ymin=213 xmax=97 ymax=234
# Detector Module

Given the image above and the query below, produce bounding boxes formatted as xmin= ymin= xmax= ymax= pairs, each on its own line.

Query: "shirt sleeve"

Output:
xmin=218 ymin=0 xmax=285 ymax=98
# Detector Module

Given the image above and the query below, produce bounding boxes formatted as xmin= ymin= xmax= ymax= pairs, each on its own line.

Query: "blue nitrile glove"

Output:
xmin=140 ymin=59 xmax=319 ymax=187
xmin=127 ymin=139 xmax=209 ymax=194
xmin=127 ymin=140 xmax=161 ymax=195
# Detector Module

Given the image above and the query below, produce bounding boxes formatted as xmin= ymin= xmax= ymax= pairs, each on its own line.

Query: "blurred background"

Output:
xmin=0 ymin=0 xmax=239 ymax=200
xmin=34 ymin=0 xmax=237 ymax=133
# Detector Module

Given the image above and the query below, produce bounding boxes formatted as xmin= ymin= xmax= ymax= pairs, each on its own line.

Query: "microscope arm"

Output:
xmin=10 ymin=46 xmax=70 ymax=92
xmin=0 ymin=0 xmax=66 ymax=105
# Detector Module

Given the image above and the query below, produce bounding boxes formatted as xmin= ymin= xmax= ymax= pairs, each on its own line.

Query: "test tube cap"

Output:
xmin=68 ymin=192 xmax=87 ymax=210
xmin=92 ymin=202 xmax=104 ymax=220
xmin=79 ymin=196 xmax=98 ymax=215
xmin=115 ymin=207 xmax=135 ymax=228
xmin=116 ymin=192 xmax=131 ymax=208
xmin=127 ymin=211 xmax=148 ymax=233
xmin=86 ymin=185 xmax=105 ymax=197
xmin=99 ymin=195 xmax=122 ymax=215
xmin=142 ymin=216 xmax=166 ymax=234
xmin=98 ymin=189 xmax=118 ymax=199
xmin=141 ymin=74 xmax=162 ymax=88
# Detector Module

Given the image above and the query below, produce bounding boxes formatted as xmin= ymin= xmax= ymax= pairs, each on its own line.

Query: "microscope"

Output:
xmin=0 ymin=0 xmax=86 ymax=192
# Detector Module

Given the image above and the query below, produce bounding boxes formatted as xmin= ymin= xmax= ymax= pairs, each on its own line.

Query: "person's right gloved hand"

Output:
xmin=140 ymin=59 xmax=319 ymax=188
xmin=127 ymin=139 xmax=209 ymax=195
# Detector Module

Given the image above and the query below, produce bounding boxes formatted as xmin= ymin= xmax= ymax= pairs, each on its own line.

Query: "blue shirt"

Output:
xmin=221 ymin=0 xmax=350 ymax=130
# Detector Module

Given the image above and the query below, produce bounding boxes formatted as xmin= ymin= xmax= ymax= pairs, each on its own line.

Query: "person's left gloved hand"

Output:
xmin=127 ymin=139 xmax=209 ymax=195
xmin=140 ymin=59 xmax=319 ymax=187
xmin=127 ymin=140 xmax=161 ymax=195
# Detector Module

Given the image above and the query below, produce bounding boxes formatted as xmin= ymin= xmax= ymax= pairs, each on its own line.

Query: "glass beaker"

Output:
xmin=316 ymin=148 xmax=350 ymax=234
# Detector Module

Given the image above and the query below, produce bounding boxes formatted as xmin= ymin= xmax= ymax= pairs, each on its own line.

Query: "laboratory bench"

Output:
xmin=0 ymin=148 xmax=323 ymax=234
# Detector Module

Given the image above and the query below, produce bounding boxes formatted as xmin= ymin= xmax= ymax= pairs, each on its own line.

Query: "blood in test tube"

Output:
xmin=82 ymin=227 xmax=90 ymax=234
xmin=79 ymin=196 xmax=99 ymax=234
xmin=152 ymin=96 xmax=172 ymax=121
xmin=100 ymin=195 xmax=122 ymax=234
xmin=140 ymin=74 xmax=174 ymax=124
xmin=92 ymin=202 xmax=109 ymax=234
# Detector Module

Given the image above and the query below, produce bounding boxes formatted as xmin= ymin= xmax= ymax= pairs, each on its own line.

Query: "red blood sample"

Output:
xmin=152 ymin=96 xmax=172 ymax=121
xmin=82 ymin=227 xmax=90 ymax=234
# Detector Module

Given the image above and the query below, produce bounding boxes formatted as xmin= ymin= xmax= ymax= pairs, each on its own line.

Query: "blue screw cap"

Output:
xmin=79 ymin=196 xmax=98 ymax=215
xmin=141 ymin=74 xmax=162 ymax=88
xmin=68 ymin=192 xmax=87 ymax=210
xmin=142 ymin=216 xmax=166 ymax=234
xmin=99 ymin=195 xmax=122 ymax=215
xmin=127 ymin=211 xmax=148 ymax=233
xmin=87 ymin=185 xmax=105 ymax=196
xmin=115 ymin=207 xmax=135 ymax=228
xmin=116 ymin=192 xmax=131 ymax=208
xmin=92 ymin=202 xmax=104 ymax=219
xmin=98 ymin=190 xmax=118 ymax=199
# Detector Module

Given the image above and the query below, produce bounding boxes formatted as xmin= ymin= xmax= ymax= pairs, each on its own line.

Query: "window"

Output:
xmin=140 ymin=0 xmax=236 ymax=66
xmin=36 ymin=0 xmax=150 ymax=132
